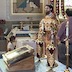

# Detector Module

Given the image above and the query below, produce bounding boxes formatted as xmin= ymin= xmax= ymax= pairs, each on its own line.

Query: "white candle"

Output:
xmin=66 ymin=21 xmax=69 ymax=37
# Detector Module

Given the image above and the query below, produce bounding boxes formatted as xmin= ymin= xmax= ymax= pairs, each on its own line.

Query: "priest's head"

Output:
xmin=45 ymin=4 xmax=53 ymax=15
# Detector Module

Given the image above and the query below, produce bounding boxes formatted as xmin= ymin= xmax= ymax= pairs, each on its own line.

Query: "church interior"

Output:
xmin=0 ymin=0 xmax=72 ymax=72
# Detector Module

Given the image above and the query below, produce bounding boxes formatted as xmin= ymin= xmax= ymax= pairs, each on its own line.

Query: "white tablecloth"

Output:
xmin=8 ymin=37 xmax=72 ymax=72
xmin=16 ymin=37 xmax=37 ymax=55
xmin=16 ymin=37 xmax=36 ymax=48
xmin=0 ymin=57 xmax=72 ymax=72
xmin=35 ymin=57 xmax=72 ymax=72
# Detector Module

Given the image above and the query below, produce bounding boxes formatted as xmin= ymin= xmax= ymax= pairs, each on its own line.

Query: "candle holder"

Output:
xmin=59 ymin=0 xmax=64 ymax=19
xmin=30 ymin=21 xmax=33 ymax=31
xmin=64 ymin=21 xmax=70 ymax=72
xmin=20 ymin=21 xmax=24 ymax=30
xmin=64 ymin=69 xmax=70 ymax=72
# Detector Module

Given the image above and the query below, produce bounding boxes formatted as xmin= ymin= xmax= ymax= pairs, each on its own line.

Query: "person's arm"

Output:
xmin=7 ymin=42 xmax=13 ymax=52
xmin=7 ymin=48 xmax=12 ymax=52
xmin=57 ymin=22 xmax=66 ymax=39
xmin=56 ymin=21 xmax=66 ymax=45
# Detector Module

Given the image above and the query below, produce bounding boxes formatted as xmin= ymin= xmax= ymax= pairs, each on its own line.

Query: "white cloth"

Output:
xmin=7 ymin=42 xmax=15 ymax=50
xmin=48 ymin=12 xmax=53 ymax=17
xmin=16 ymin=38 xmax=37 ymax=55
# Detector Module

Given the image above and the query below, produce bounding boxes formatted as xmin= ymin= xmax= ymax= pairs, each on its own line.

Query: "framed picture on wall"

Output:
xmin=11 ymin=0 xmax=45 ymax=15
xmin=64 ymin=0 xmax=72 ymax=10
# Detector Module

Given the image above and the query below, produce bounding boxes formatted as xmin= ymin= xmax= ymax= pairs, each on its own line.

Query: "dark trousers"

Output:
xmin=58 ymin=43 xmax=72 ymax=68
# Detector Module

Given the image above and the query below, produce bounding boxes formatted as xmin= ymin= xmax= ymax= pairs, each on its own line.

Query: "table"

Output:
xmin=0 ymin=57 xmax=72 ymax=72
xmin=35 ymin=57 xmax=72 ymax=72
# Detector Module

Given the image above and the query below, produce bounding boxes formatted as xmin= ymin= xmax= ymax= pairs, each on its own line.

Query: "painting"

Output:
xmin=11 ymin=0 xmax=45 ymax=15
xmin=64 ymin=0 xmax=72 ymax=10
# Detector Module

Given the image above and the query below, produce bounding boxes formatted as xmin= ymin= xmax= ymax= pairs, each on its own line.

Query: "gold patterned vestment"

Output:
xmin=38 ymin=15 xmax=58 ymax=67
xmin=39 ymin=16 xmax=58 ymax=46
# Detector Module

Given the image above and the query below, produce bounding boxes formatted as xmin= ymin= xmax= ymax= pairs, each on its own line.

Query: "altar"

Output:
xmin=0 ymin=57 xmax=72 ymax=72
xmin=35 ymin=57 xmax=72 ymax=72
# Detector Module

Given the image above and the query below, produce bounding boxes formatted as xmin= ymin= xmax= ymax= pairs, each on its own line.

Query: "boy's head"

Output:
xmin=10 ymin=36 xmax=16 ymax=42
